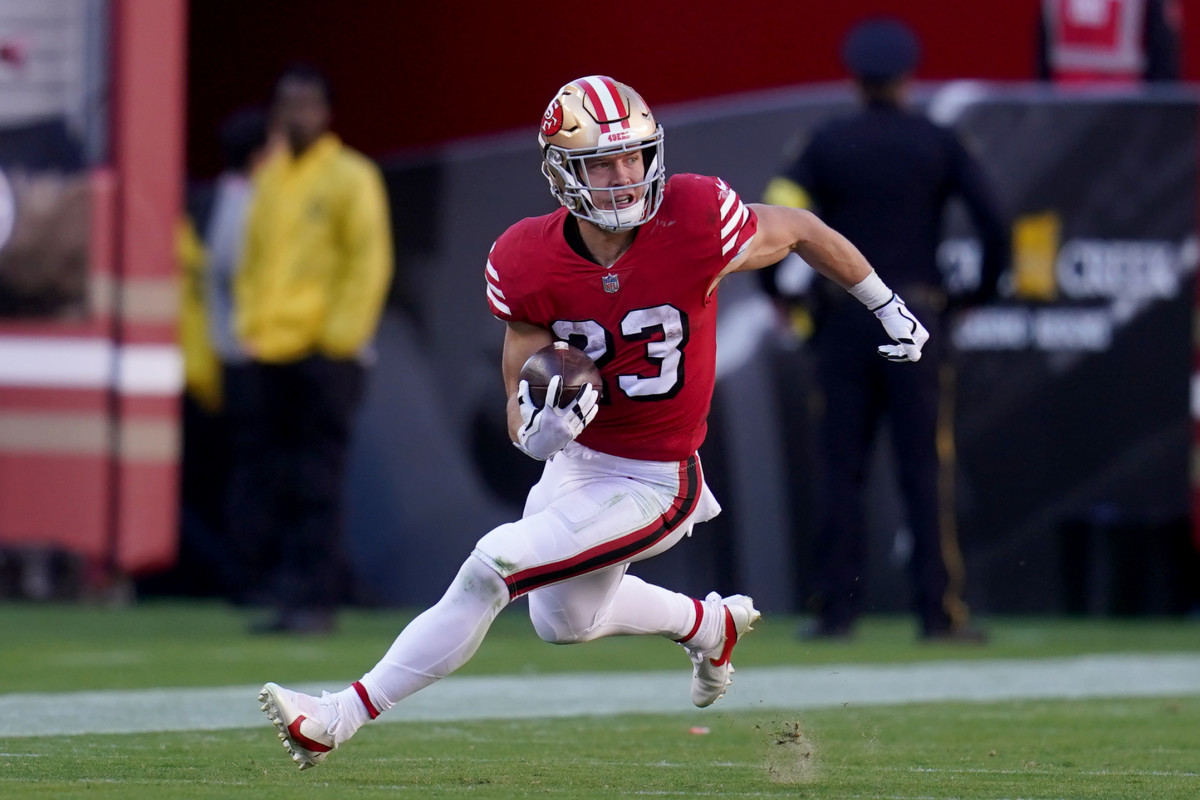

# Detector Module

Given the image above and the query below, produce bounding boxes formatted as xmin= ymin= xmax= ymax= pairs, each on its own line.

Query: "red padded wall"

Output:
xmin=186 ymin=0 xmax=1064 ymax=175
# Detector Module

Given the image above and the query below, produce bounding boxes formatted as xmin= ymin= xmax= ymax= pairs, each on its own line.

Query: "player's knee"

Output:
xmin=528 ymin=596 xmax=595 ymax=645
xmin=454 ymin=553 xmax=510 ymax=608
xmin=530 ymin=613 xmax=576 ymax=644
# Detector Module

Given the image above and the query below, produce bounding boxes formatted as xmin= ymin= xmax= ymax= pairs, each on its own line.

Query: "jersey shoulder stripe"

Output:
xmin=485 ymin=244 xmax=512 ymax=318
xmin=662 ymin=174 xmax=757 ymax=266
xmin=484 ymin=212 xmax=562 ymax=321
xmin=716 ymin=178 xmax=752 ymax=256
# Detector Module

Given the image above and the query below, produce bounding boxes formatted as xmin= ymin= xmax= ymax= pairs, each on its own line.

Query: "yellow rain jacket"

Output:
xmin=177 ymin=217 xmax=222 ymax=411
xmin=235 ymin=134 xmax=393 ymax=363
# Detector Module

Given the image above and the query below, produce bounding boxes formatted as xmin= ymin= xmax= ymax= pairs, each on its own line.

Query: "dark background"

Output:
xmin=186 ymin=0 xmax=1060 ymax=175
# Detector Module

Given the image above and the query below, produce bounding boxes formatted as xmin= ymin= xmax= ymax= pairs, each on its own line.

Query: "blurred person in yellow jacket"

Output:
xmin=170 ymin=210 xmax=238 ymax=599
xmin=171 ymin=106 xmax=268 ymax=597
xmin=178 ymin=218 xmax=220 ymax=413
xmin=178 ymin=108 xmax=275 ymax=602
xmin=230 ymin=63 xmax=393 ymax=633
xmin=161 ymin=216 xmax=229 ymax=599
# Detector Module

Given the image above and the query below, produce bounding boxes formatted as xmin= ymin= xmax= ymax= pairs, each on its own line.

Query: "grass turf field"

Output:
xmin=1 ymin=601 xmax=1197 ymax=799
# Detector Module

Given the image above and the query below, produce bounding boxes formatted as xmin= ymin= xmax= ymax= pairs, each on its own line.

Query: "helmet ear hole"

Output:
xmin=541 ymin=152 xmax=580 ymax=212
xmin=642 ymin=145 xmax=659 ymax=171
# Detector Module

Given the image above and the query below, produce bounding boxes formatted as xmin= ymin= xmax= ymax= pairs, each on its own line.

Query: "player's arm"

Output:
xmin=723 ymin=204 xmax=929 ymax=363
xmin=721 ymin=204 xmax=870 ymax=287
xmin=502 ymin=320 xmax=555 ymax=443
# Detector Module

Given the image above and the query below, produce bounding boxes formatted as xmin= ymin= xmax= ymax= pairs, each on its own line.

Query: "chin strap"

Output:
xmin=588 ymin=197 xmax=647 ymax=231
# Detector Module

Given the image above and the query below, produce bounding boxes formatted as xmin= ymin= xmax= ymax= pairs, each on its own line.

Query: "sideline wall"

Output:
xmin=0 ymin=0 xmax=186 ymax=584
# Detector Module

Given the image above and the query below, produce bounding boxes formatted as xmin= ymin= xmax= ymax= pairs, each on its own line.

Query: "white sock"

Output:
xmin=325 ymin=686 xmax=372 ymax=746
xmin=354 ymin=555 xmax=510 ymax=720
xmin=678 ymin=593 xmax=725 ymax=653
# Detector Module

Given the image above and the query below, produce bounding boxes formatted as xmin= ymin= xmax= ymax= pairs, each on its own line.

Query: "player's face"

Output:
xmin=274 ymin=79 xmax=330 ymax=154
xmin=582 ymin=150 xmax=646 ymax=210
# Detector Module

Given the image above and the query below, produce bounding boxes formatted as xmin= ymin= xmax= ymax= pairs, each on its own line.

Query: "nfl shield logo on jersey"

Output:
xmin=602 ymin=272 xmax=620 ymax=294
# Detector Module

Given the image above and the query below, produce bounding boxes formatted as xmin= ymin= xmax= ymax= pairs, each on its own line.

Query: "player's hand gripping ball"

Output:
xmin=519 ymin=341 xmax=602 ymax=409
xmin=515 ymin=342 xmax=601 ymax=460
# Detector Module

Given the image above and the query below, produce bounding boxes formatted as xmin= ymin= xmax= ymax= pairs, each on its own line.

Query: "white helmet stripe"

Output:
xmin=577 ymin=75 xmax=630 ymax=133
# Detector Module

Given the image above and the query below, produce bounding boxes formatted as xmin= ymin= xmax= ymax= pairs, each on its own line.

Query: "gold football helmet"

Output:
xmin=538 ymin=75 xmax=665 ymax=231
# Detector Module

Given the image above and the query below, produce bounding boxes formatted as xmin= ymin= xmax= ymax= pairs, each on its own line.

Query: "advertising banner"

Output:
xmin=937 ymin=92 xmax=1196 ymax=612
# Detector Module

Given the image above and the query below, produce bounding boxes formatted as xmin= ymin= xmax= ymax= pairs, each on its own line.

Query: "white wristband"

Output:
xmin=848 ymin=270 xmax=894 ymax=311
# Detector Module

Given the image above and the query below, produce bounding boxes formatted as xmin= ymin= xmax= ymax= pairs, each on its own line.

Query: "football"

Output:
xmin=519 ymin=341 xmax=602 ymax=409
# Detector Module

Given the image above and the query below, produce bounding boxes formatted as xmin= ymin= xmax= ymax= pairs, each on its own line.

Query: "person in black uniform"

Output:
xmin=761 ymin=18 xmax=1008 ymax=641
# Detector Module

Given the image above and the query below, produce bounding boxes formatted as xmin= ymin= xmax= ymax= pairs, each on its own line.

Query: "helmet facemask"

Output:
xmin=541 ymin=133 xmax=665 ymax=232
xmin=538 ymin=76 xmax=666 ymax=232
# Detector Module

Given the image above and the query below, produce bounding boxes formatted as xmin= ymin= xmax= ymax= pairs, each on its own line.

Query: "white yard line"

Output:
xmin=1 ymin=654 xmax=1198 ymax=738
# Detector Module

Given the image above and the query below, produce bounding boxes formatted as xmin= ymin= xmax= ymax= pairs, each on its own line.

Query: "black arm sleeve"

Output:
xmin=949 ymin=134 xmax=1009 ymax=303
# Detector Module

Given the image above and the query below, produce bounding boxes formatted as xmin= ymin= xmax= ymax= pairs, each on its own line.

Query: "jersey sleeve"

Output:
xmin=714 ymin=178 xmax=759 ymax=268
xmin=485 ymin=220 xmax=551 ymax=324
xmin=484 ymin=240 xmax=517 ymax=321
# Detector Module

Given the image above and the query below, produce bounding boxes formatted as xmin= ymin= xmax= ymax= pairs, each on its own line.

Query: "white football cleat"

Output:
xmin=686 ymin=592 xmax=760 ymax=708
xmin=259 ymin=682 xmax=337 ymax=770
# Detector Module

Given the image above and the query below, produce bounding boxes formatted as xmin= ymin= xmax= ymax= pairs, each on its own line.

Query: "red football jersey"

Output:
xmin=486 ymin=173 xmax=758 ymax=461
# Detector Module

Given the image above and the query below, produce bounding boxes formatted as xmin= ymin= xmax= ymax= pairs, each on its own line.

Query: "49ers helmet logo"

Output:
xmin=541 ymin=99 xmax=563 ymax=137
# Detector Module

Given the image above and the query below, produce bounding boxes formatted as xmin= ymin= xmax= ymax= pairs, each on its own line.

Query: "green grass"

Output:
xmin=0 ymin=600 xmax=1196 ymax=691
xmin=2 ymin=700 xmax=1196 ymax=798
xmin=0 ymin=601 xmax=1197 ymax=798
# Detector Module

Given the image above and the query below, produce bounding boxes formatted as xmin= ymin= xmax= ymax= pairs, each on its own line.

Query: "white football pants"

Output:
xmin=357 ymin=441 xmax=721 ymax=715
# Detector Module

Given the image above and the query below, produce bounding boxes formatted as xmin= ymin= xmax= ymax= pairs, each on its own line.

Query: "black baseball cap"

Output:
xmin=842 ymin=18 xmax=920 ymax=81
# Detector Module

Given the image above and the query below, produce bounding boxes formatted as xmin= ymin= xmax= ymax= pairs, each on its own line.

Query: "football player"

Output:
xmin=260 ymin=75 xmax=927 ymax=769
